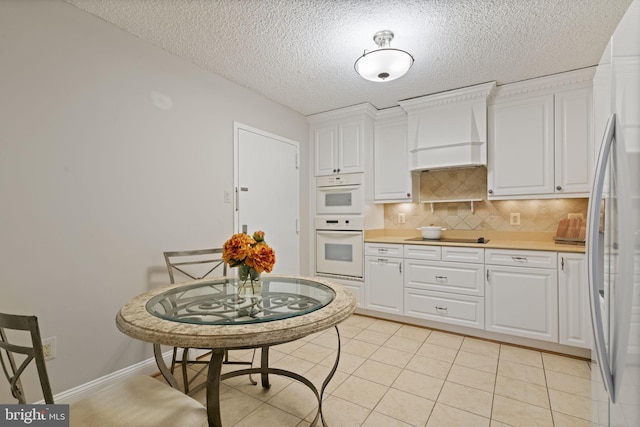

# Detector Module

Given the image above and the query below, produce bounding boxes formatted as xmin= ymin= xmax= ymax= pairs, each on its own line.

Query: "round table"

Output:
xmin=116 ymin=275 xmax=357 ymax=427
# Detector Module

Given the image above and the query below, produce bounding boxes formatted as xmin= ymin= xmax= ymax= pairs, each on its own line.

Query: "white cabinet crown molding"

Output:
xmin=374 ymin=106 xmax=406 ymax=122
xmin=307 ymin=102 xmax=377 ymax=124
xmin=398 ymin=81 xmax=496 ymax=111
xmin=490 ymin=67 xmax=596 ymax=101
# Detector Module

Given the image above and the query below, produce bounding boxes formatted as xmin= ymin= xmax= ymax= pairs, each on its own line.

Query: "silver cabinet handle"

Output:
xmin=561 ymin=257 xmax=565 ymax=270
xmin=486 ymin=270 xmax=490 ymax=281
xmin=488 ymin=189 xmax=493 ymax=194
xmin=435 ymin=275 xmax=448 ymax=281
xmin=378 ymin=248 xmax=388 ymax=253
xmin=435 ymin=306 xmax=448 ymax=313
xmin=512 ymin=256 xmax=527 ymax=262
xmin=556 ymin=185 xmax=562 ymax=191
xmin=399 ymin=263 xmax=402 ymax=274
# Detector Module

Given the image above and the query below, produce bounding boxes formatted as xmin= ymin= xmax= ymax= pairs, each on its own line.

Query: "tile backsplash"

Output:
xmin=384 ymin=167 xmax=589 ymax=232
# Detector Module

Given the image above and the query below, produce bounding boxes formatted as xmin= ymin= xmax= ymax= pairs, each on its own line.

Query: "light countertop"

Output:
xmin=364 ymin=229 xmax=585 ymax=253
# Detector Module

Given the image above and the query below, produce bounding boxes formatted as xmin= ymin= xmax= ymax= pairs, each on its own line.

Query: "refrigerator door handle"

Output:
xmin=587 ymin=113 xmax=616 ymax=401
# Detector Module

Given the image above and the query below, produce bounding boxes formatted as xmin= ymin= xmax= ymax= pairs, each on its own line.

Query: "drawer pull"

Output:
xmin=435 ymin=306 xmax=448 ymax=313
xmin=378 ymin=248 xmax=388 ymax=253
xmin=512 ymin=256 xmax=528 ymax=263
xmin=435 ymin=275 xmax=448 ymax=281
xmin=377 ymin=258 xmax=388 ymax=263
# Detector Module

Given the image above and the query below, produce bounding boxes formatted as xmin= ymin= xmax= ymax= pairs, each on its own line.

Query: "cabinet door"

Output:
xmin=558 ymin=253 xmax=591 ymax=348
xmin=314 ymin=125 xmax=338 ymax=176
xmin=374 ymin=116 xmax=414 ymax=201
xmin=554 ymin=87 xmax=594 ymax=194
xmin=338 ymin=121 xmax=364 ymax=174
xmin=488 ymin=95 xmax=554 ymax=197
xmin=364 ymin=256 xmax=403 ymax=314
xmin=485 ymin=265 xmax=558 ymax=342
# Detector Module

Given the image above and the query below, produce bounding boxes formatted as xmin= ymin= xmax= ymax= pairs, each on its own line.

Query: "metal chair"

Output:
xmin=0 ymin=312 xmax=53 ymax=404
xmin=164 ymin=248 xmax=228 ymax=285
xmin=163 ymin=248 xmax=255 ymax=392
xmin=0 ymin=312 xmax=208 ymax=426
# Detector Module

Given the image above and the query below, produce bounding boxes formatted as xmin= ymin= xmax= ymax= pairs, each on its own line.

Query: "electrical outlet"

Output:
xmin=42 ymin=336 xmax=56 ymax=361
xmin=398 ymin=213 xmax=406 ymax=224
xmin=510 ymin=212 xmax=521 ymax=226
xmin=224 ymin=190 xmax=231 ymax=203
xmin=568 ymin=213 xmax=584 ymax=219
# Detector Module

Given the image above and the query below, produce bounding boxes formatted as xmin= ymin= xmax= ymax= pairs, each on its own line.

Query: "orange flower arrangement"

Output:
xmin=222 ymin=230 xmax=276 ymax=291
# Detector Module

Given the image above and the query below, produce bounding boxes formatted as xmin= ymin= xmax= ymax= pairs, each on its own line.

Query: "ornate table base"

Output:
xmin=155 ymin=326 xmax=342 ymax=427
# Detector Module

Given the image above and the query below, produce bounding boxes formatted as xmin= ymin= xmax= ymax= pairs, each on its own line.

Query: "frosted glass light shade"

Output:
xmin=354 ymin=48 xmax=414 ymax=82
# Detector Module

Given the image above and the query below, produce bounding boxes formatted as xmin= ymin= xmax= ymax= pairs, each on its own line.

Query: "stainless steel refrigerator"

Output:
xmin=588 ymin=0 xmax=640 ymax=425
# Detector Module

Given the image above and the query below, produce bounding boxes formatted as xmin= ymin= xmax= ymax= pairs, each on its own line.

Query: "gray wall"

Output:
xmin=0 ymin=0 xmax=309 ymax=401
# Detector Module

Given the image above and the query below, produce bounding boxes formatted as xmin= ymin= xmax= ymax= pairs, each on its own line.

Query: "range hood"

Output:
xmin=399 ymin=82 xmax=496 ymax=171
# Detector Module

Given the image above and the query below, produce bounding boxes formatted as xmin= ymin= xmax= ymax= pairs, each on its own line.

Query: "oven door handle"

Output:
xmin=316 ymin=230 xmax=362 ymax=236
xmin=317 ymin=185 xmax=360 ymax=192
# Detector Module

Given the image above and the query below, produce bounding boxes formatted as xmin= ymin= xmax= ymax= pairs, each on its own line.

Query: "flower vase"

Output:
xmin=238 ymin=265 xmax=262 ymax=295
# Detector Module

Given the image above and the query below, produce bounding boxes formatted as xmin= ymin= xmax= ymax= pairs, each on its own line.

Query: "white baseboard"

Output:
xmin=49 ymin=350 xmax=174 ymax=405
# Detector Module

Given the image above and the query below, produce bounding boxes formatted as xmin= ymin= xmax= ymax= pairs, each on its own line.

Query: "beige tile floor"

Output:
xmin=157 ymin=314 xmax=597 ymax=426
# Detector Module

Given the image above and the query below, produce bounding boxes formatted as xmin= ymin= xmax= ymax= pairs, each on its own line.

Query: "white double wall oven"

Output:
xmin=314 ymin=173 xmax=365 ymax=281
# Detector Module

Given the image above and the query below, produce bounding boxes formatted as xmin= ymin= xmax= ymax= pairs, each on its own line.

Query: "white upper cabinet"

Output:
xmin=487 ymin=68 xmax=595 ymax=199
xmin=314 ymin=125 xmax=339 ymax=176
xmin=488 ymin=94 xmax=555 ymax=196
xmin=373 ymin=107 xmax=419 ymax=202
xmin=554 ymin=87 xmax=594 ymax=194
xmin=309 ymin=104 xmax=376 ymax=176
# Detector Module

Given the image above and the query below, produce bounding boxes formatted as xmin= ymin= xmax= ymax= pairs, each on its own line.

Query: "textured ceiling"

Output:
xmin=64 ymin=0 xmax=632 ymax=116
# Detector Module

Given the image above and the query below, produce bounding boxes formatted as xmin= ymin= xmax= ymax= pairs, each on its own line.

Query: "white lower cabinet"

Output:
xmin=364 ymin=244 xmax=403 ymax=314
xmin=558 ymin=252 xmax=591 ymax=348
xmin=363 ymin=244 xmax=586 ymax=351
xmin=485 ymin=249 xmax=558 ymax=342
xmin=404 ymin=246 xmax=485 ymax=329
xmin=338 ymin=280 xmax=364 ymax=308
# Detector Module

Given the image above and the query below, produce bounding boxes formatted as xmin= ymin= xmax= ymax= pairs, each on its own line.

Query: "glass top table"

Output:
xmin=146 ymin=276 xmax=335 ymax=325
xmin=116 ymin=275 xmax=356 ymax=427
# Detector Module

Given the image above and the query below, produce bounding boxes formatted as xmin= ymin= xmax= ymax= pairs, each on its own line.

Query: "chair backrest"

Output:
xmin=163 ymin=248 xmax=227 ymax=284
xmin=0 ymin=313 xmax=54 ymax=404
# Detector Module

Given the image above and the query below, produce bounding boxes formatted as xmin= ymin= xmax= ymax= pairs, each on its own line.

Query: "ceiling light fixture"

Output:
xmin=354 ymin=30 xmax=414 ymax=82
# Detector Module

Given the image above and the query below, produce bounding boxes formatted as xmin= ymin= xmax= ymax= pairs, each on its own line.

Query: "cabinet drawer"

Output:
xmin=485 ymin=249 xmax=557 ymax=269
xmin=442 ymin=246 xmax=484 ymax=263
xmin=404 ymin=259 xmax=485 ymax=296
xmin=403 ymin=244 xmax=442 ymax=261
xmin=365 ymin=243 xmax=403 ymax=257
xmin=404 ymin=288 xmax=484 ymax=329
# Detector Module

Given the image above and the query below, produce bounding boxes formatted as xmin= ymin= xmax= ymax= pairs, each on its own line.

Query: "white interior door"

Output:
xmin=234 ymin=123 xmax=300 ymax=275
